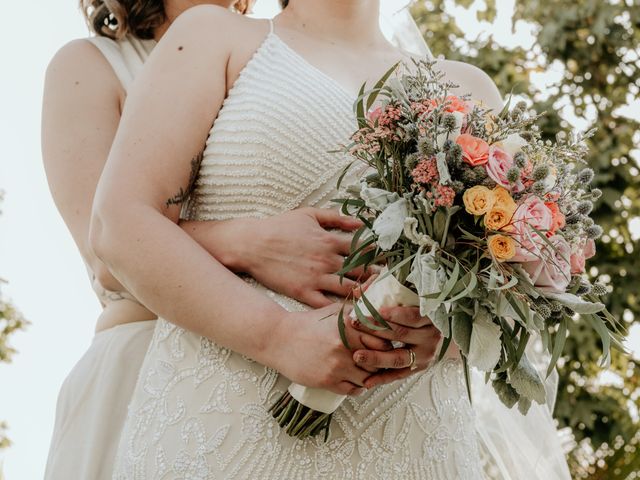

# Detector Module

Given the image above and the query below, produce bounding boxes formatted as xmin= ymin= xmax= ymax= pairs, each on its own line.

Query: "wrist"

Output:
xmin=209 ymin=217 xmax=261 ymax=273
xmin=259 ymin=309 xmax=297 ymax=372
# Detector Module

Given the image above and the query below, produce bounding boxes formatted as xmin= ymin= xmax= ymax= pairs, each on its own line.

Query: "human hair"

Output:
xmin=280 ymin=0 xmax=289 ymax=8
xmin=79 ymin=0 xmax=166 ymax=40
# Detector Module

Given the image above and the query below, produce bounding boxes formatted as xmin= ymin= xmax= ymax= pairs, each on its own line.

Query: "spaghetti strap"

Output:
xmin=267 ymin=18 xmax=274 ymax=35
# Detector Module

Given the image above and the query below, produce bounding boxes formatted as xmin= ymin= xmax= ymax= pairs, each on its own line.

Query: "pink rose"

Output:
xmin=520 ymin=235 xmax=572 ymax=293
xmin=485 ymin=146 xmax=524 ymax=193
xmin=511 ymin=196 xmax=554 ymax=261
xmin=570 ymin=238 xmax=596 ymax=274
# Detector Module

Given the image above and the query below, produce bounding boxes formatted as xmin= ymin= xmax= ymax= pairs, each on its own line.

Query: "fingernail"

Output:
xmin=355 ymin=353 xmax=365 ymax=364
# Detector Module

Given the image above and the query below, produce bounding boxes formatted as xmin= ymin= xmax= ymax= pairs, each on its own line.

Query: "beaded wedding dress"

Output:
xmin=113 ymin=22 xmax=484 ymax=480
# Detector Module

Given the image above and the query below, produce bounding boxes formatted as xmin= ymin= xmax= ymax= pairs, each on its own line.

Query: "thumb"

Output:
xmin=309 ymin=208 xmax=363 ymax=231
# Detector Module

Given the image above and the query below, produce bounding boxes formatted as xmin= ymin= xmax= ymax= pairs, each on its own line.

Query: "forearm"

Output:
xmin=91 ymin=203 xmax=288 ymax=368
xmin=180 ymin=218 xmax=256 ymax=273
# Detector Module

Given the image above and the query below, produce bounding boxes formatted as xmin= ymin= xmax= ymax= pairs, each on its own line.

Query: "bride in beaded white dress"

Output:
xmin=95 ymin=2 xmax=564 ymax=480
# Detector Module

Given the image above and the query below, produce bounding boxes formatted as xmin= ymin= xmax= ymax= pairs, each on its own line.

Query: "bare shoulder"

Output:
xmin=433 ymin=59 xmax=504 ymax=112
xmin=45 ymin=38 xmax=121 ymax=95
xmin=155 ymin=5 xmax=272 ymax=89
xmin=160 ymin=5 xmax=268 ymax=56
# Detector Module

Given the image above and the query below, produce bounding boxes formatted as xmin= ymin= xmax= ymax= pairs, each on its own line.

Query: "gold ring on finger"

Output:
xmin=408 ymin=348 xmax=418 ymax=371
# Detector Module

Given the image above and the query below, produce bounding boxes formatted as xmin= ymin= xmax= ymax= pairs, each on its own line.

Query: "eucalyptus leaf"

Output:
xmin=467 ymin=308 xmax=502 ymax=372
xmin=508 ymin=354 xmax=547 ymax=405
xmin=360 ymin=185 xmax=399 ymax=211
xmin=406 ymin=248 xmax=446 ymax=317
xmin=372 ymin=198 xmax=408 ymax=250
xmin=452 ymin=311 xmax=472 ymax=355
xmin=542 ymin=292 xmax=605 ymax=314
xmin=492 ymin=376 xmax=520 ymax=408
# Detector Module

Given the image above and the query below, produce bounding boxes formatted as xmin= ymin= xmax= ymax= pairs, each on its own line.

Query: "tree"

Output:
xmin=410 ymin=0 xmax=640 ymax=477
xmin=0 ymin=193 xmax=27 ymax=449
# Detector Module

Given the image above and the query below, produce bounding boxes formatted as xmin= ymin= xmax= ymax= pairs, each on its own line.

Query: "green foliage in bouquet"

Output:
xmin=410 ymin=0 xmax=640 ymax=477
xmin=334 ymin=58 xmax=625 ymax=417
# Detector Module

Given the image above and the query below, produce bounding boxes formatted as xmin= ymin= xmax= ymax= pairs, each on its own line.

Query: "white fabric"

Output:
xmin=113 ymin=27 xmax=484 ymax=480
xmin=44 ymin=34 xmax=156 ymax=480
xmin=380 ymin=1 xmax=434 ymax=58
xmin=44 ymin=321 xmax=156 ymax=480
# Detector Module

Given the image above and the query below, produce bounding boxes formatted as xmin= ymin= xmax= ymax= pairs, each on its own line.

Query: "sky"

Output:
xmin=0 ymin=1 xmax=638 ymax=478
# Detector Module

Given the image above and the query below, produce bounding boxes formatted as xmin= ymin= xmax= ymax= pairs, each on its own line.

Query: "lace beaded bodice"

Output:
xmin=113 ymin=23 xmax=483 ymax=480
xmin=183 ymin=33 xmax=355 ymax=221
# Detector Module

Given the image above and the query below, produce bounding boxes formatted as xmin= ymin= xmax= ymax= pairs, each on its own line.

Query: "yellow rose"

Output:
xmin=492 ymin=186 xmax=517 ymax=213
xmin=463 ymin=186 xmax=496 ymax=215
xmin=488 ymin=234 xmax=516 ymax=262
xmin=485 ymin=207 xmax=514 ymax=231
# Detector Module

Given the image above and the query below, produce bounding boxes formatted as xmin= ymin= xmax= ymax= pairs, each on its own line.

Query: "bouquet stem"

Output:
xmin=269 ymin=392 xmax=332 ymax=441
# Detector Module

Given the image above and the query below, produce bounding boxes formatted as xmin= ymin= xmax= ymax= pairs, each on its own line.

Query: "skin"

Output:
xmin=43 ymin=0 xmax=364 ymax=334
xmin=90 ymin=0 xmax=504 ymax=393
xmin=42 ymin=0 xmax=424 ymax=389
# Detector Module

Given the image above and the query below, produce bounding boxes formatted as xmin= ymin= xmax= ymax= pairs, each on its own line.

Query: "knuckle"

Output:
xmin=393 ymin=353 xmax=407 ymax=369
xmin=393 ymin=325 xmax=410 ymax=341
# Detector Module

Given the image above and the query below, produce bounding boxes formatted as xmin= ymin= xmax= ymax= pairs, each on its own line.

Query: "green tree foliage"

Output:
xmin=410 ymin=1 xmax=640 ymax=477
xmin=0 ymin=193 xmax=27 ymax=449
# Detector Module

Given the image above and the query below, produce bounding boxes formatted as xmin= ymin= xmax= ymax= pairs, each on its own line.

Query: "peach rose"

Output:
xmin=456 ymin=134 xmax=490 ymax=167
xmin=570 ymin=238 xmax=597 ymax=274
xmin=429 ymin=95 xmax=469 ymax=113
xmin=545 ymin=201 xmax=566 ymax=236
xmin=485 ymin=145 xmax=525 ymax=193
xmin=488 ymin=234 xmax=516 ymax=262
xmin=463 ymin=185 xmax=496 ymax=215
xmin=444 ymin=95 xmax=469 ymax=113
xmin=492 ymin=186 xmax=517 ymax=212
xmin=519 ymin=235 xmax=572 ymax=293
xmin=485 ymin=207 xmax=515 ymax=231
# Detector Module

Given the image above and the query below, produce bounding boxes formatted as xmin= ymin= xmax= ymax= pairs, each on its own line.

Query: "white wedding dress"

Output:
xmin=113 ymin=21 xmax=484 ymax=480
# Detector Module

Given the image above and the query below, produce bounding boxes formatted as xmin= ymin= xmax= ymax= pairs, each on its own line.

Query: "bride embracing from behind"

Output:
xmin=91 ymin=1 xmax=563 ymax=479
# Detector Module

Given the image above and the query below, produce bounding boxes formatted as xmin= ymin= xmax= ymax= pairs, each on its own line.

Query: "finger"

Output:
xmin=300 ymin=290 xmax=335 ymax=309
xmin=344 ymin=320 xmax=391 ymax=352
xmin=359 ymin=333 xmax=393 ymax=352
xmin=352 ymin=348 xmax=413 ymax=370
xmin=352 ymin=318 xmax=435 ymax=345
xmin=354 ymin=318 xmax=441 ymax=345
xmin=319 ymin=275 xmax=358 ymax=298
xmin=309 ymin=208 xmax=363 ymax=231
xmin=352 ymin=274 xmax=379 ymax=299
xmin=344 ymin=264 xmax=377 ymax=282
xmin=335 ymin=381 xmax=366 ymax=396
xmin=381 ymin=306 xmax=432 ymax=328
xmin=363 ymin=368 xmax=414 ymax=389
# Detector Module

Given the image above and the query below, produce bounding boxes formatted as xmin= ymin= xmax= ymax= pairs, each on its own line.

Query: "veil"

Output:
xmin=379 ymin=0 xmax=433 ymax=58
xmin=379 ymin=2 xmax=571 ymax=478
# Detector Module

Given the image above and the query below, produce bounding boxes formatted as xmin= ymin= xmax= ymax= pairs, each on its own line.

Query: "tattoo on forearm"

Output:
xmin=166 ymin=150 xmax=204 ymax=207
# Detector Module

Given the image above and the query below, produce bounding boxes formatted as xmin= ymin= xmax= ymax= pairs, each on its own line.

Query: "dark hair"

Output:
xmin=280 ymin=0 xmax=289 ymax=8
xmin=79 ymin=0 xmax=166 ymax=40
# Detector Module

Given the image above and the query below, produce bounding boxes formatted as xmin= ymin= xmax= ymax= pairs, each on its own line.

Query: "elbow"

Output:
xmin=89 ymin=198 xmax=119 ymax=267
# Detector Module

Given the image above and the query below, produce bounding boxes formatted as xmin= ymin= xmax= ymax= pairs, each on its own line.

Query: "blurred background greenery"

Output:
xmin=0 ymin=194 xmax=28 ymax=457
xmin=0 ymin=195 xmax=27 ymax=452
xmin=410 ymin=0 xmax=639 ymax=477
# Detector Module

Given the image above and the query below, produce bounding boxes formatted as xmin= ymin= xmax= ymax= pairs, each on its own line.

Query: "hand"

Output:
xmin=239 ymin=208 xmax=372 ymax=307
xmin=272 ymin=303 xmax=393 ymax=396
xmin=350 ymin=306 xmax=442 ymax=389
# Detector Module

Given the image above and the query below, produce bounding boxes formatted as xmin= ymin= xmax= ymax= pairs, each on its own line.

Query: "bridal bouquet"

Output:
xmin=270 ymin=60 xmax=625 ymax=440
